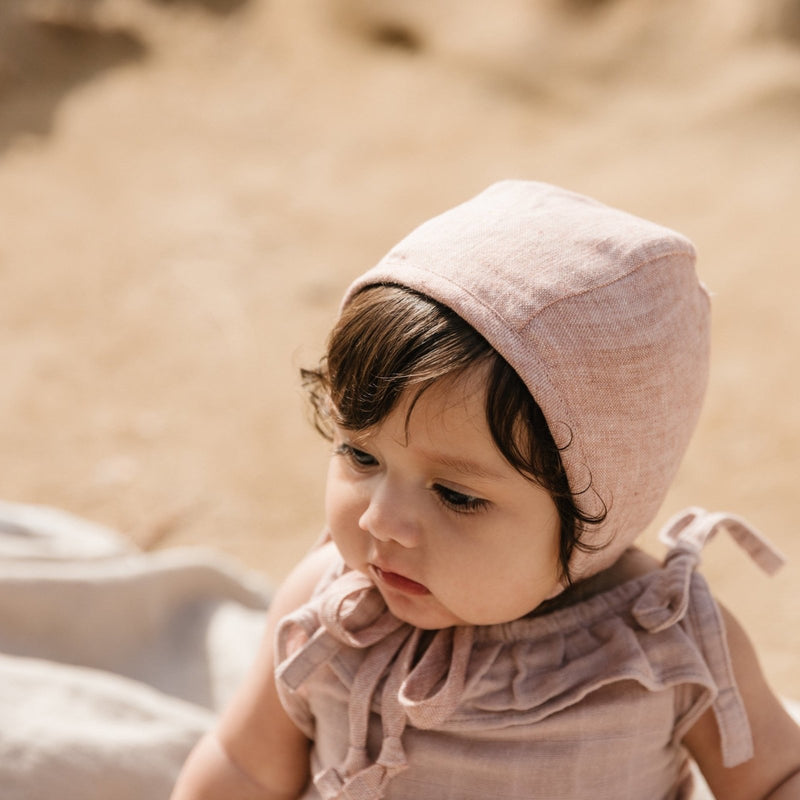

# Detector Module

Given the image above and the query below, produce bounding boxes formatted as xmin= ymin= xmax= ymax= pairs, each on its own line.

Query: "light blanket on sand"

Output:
xmin=0 ymin=500 xmax=270 ymax=800
xmin=0 ymin=501 xmax=796 ymax=799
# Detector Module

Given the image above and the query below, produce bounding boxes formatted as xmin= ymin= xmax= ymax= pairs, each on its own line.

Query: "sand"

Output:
xmin=1 ymin=0 xmax=798 ymax=696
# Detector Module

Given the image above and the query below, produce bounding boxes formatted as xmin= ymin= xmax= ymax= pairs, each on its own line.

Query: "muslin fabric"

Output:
xmin=343 ymin=181 xmax=712 ymax=580
xmin=275 ymin=510 xmax=776 ymax=800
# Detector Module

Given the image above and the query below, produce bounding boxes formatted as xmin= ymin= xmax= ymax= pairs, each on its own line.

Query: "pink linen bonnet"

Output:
xmin=342 ymin=180 xmax=711 ymax=581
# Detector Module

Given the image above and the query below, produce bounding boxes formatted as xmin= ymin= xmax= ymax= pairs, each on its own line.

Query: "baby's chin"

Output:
xmin=379 ymin=593 xmax=525 ymax=630
xmin=372 ymin=586 xmax=466 ymax=630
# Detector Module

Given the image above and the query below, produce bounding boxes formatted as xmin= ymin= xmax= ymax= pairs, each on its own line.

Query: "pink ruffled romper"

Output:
xmin=275 ymin=510 xmax=783 ymax=800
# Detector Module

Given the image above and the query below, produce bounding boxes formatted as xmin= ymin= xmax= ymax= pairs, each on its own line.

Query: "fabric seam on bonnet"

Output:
xmin=518 ymin=246 xmax=699 ymax=332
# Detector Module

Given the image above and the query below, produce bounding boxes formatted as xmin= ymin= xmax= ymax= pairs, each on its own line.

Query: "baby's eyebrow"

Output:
xmin=336 ymin=428 xmax=373 ymax=448
xmin=423 ymin=452 xmax=506 ymax=481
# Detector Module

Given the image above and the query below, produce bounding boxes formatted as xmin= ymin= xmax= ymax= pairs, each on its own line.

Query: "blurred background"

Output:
xmin=1 ymin=0 xmax=798 ymax=695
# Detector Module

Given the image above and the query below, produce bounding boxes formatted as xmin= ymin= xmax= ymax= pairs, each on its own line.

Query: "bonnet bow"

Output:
xmin=276 ymin=571 xmax=478 ymax=800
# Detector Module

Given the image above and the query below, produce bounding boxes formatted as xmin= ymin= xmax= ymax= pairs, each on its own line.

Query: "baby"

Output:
xmin=172 ymin=181 xmax=800 ymax=799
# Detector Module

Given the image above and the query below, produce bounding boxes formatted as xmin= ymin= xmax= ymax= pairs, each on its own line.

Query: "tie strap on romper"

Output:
xmin=632 ymin=507 xmax=785 ymax=767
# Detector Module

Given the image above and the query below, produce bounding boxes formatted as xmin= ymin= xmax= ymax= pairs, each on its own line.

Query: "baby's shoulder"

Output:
xmin=549 ymin=546 xmax=660 ymax=611
xmin=684 ymin=602 xmax=800 ymax=796
xmin=604 ymin=546 xmax=661 ymax=584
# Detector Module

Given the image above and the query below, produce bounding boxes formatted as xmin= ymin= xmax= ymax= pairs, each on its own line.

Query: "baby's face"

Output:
xmin=325 ymin=366 xmax=562 ymax=629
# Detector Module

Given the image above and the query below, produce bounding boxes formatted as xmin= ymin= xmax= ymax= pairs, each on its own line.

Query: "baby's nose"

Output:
xmin=358 ymin=480 xmax=421 ymax=548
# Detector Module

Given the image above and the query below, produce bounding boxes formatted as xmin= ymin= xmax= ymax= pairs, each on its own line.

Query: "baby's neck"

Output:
xmin=529 ymin=547 xmax=659 ymax=617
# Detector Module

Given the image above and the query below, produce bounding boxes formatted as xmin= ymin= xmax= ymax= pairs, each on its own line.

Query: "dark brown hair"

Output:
xmin=301 ymin=284 xmax=604 ymax=585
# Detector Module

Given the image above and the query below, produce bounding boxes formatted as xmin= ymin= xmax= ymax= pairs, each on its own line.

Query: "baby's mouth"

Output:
xmin=370 ymin=565 xmax=430 ymax=596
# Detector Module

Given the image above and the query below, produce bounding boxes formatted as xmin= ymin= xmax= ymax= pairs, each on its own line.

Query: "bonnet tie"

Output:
xmin=278 ymin=570 xmax=476 ymax=800
xmin=313 ymin=625 xmax=419 ymax=800
xmin=632 ymin=507 xmax=785 ymax=767
xmin=276 ymin=570 xmax=406 ymax=692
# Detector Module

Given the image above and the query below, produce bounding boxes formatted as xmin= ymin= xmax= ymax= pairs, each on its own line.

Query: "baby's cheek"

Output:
xmin=326 ymin=505 xmax=368 ymax=572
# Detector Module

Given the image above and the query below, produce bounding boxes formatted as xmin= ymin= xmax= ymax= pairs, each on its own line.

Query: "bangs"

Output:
xmin=303 ymin=285 xmax=492 ymax=434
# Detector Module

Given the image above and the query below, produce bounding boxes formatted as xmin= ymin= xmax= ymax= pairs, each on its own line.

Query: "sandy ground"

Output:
xmin=1 ymin=0 xmax=798 ymax=696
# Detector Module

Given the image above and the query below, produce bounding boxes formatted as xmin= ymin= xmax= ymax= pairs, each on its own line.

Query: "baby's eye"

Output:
xmin=434 ymin=484 xmax=489 ymax=514
xmin=334 ymin=443 xmax=378 ymax=469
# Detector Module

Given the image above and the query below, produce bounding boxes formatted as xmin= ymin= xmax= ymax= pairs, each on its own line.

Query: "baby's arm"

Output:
xmin=170 ymin=543 xmax=337 ymax=800
xmin=684 ymin=604 xmax=800 ymax=799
